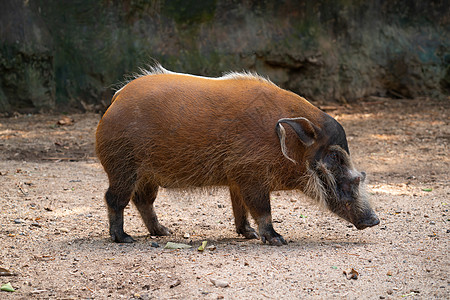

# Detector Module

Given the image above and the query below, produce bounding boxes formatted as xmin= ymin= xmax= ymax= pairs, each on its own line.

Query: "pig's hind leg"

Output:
xmin=132 ymin=181 xmax=171 ymax=236
xmin=229 ymin=184 xmax=259 ymax=240
xmin=105 ymin=184 xmax=135 ymax=243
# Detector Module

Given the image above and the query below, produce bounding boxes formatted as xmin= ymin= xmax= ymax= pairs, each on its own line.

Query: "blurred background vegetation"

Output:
xmin=0 ymin=0 xmax=448 ymax=113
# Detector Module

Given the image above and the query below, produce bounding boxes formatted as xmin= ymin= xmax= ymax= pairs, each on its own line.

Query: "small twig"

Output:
xmin=19 ymin=187 xmax=28 ymax=195
xmin=42 ymin=157 xmax=77 ymax=161
xmin=31 ymin=289 xmax=48 ymax=294
xmin=388 ymin=89 xmax=405 ymax=98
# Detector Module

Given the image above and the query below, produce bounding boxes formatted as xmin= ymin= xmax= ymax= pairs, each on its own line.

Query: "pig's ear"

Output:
xmin=275 ymin=117 xmax=319 ymax=164
xmin=276 ymin=117 xmax=318 ymax=146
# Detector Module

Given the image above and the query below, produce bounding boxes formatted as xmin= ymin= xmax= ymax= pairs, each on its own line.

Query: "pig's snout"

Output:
xmin=354 ymin=213 xmax=380 ymax=230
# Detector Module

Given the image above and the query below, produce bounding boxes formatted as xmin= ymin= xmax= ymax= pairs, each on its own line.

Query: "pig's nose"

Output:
xmin=355 ymin=214 xmax=380 ymax=230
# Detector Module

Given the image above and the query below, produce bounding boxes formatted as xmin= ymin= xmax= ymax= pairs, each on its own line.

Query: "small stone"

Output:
xmin=429 ymin=221 xmax=435 ymax=225
xmin=151 ymin=242 xmax=159 ymax=248
xmin=14 ymin=219 xmax=24 ymax=224
xmin=169 ymin=279 xmax=181 ymax=288
xmin=210 ymin=278 xmax=229 ymax=288
xmin=59 ymin=227 xmax=69 ymax=233
xmin=387 ymin=289 xmax=393 ymax=295
xmin=207 ymin=245 xmax=216 ymax=251
xmin=31 ymin=222 xmax=41 ymax=228
xmin=183 ymin=233 xmax=190 ymax=239
xmin=139 ymin=293 xmax=151 ymax=300
xmin=379 ymin=296 xmax=385 ymax=299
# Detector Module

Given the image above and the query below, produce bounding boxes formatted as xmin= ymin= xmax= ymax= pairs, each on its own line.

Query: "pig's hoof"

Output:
xmin=112 ymin=232 xmax=135 ymax=243
xmin=260 ymin=231 xmax=287 ymax=246
xmin=237 ymin=226 xmax=259 ymax=240
xmin=267 ymin=236 xmax=287 ymax=246
xmin=150 ymin=224 xmax=171 ymax=236
xmin=243 ymin=231 xmax=259 ymax=240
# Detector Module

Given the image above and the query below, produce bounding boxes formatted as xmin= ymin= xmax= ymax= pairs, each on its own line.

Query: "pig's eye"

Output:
xmin=325 ymin=152 xmax=343 ymax=167
xmin=323 ymin=153 xmax=333 ymax=166
xmin=327 ymin=152 xmax=339 ymax=164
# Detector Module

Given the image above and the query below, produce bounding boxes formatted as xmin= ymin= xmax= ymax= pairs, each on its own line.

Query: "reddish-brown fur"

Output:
xmin=96 ymin=67 xmax=379 ymax=245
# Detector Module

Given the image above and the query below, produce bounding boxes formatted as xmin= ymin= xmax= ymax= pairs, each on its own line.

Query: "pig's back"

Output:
xmin=96 ymin=73 xmax=314 ymax=188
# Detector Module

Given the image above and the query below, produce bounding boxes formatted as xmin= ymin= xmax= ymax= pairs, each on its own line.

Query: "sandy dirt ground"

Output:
xmin=0 ymin=98 xmax=448 ymax=299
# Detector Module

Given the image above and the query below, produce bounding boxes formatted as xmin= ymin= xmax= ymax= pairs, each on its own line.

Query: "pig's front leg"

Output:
xmin=238 ymin=184 xmax=287 ymax=246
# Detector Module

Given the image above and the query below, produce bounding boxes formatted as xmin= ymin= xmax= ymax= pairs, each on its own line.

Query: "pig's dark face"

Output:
xmin=318 ymin=146 xmax=379 ymax=229
xmin=275 ymin=115 xmax=379 ymax=229
xmin=303 ymin=145 xmax=380 ymax=230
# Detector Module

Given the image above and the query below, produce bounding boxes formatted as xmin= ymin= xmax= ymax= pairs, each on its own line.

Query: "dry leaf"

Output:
xmin=198 ymin=241 xmax=207 ymax=251
xmin=57 ymin=116 xmax=74 ymax=126
xmin=164 ymin=242 xmax=192 ymax=249
xmin=343 ymin=268 xmax=359 ymax=280
xmin=0 ymin=282 xmax=15 ymax=292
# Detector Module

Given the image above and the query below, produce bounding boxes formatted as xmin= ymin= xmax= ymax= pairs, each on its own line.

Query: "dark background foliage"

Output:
xmin=0 ymin=0 xmax=448 ymax=112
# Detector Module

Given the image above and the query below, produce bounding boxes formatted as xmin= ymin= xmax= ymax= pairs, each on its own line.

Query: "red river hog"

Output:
xmin=95 ymin=65 xmax=379 ymax=246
